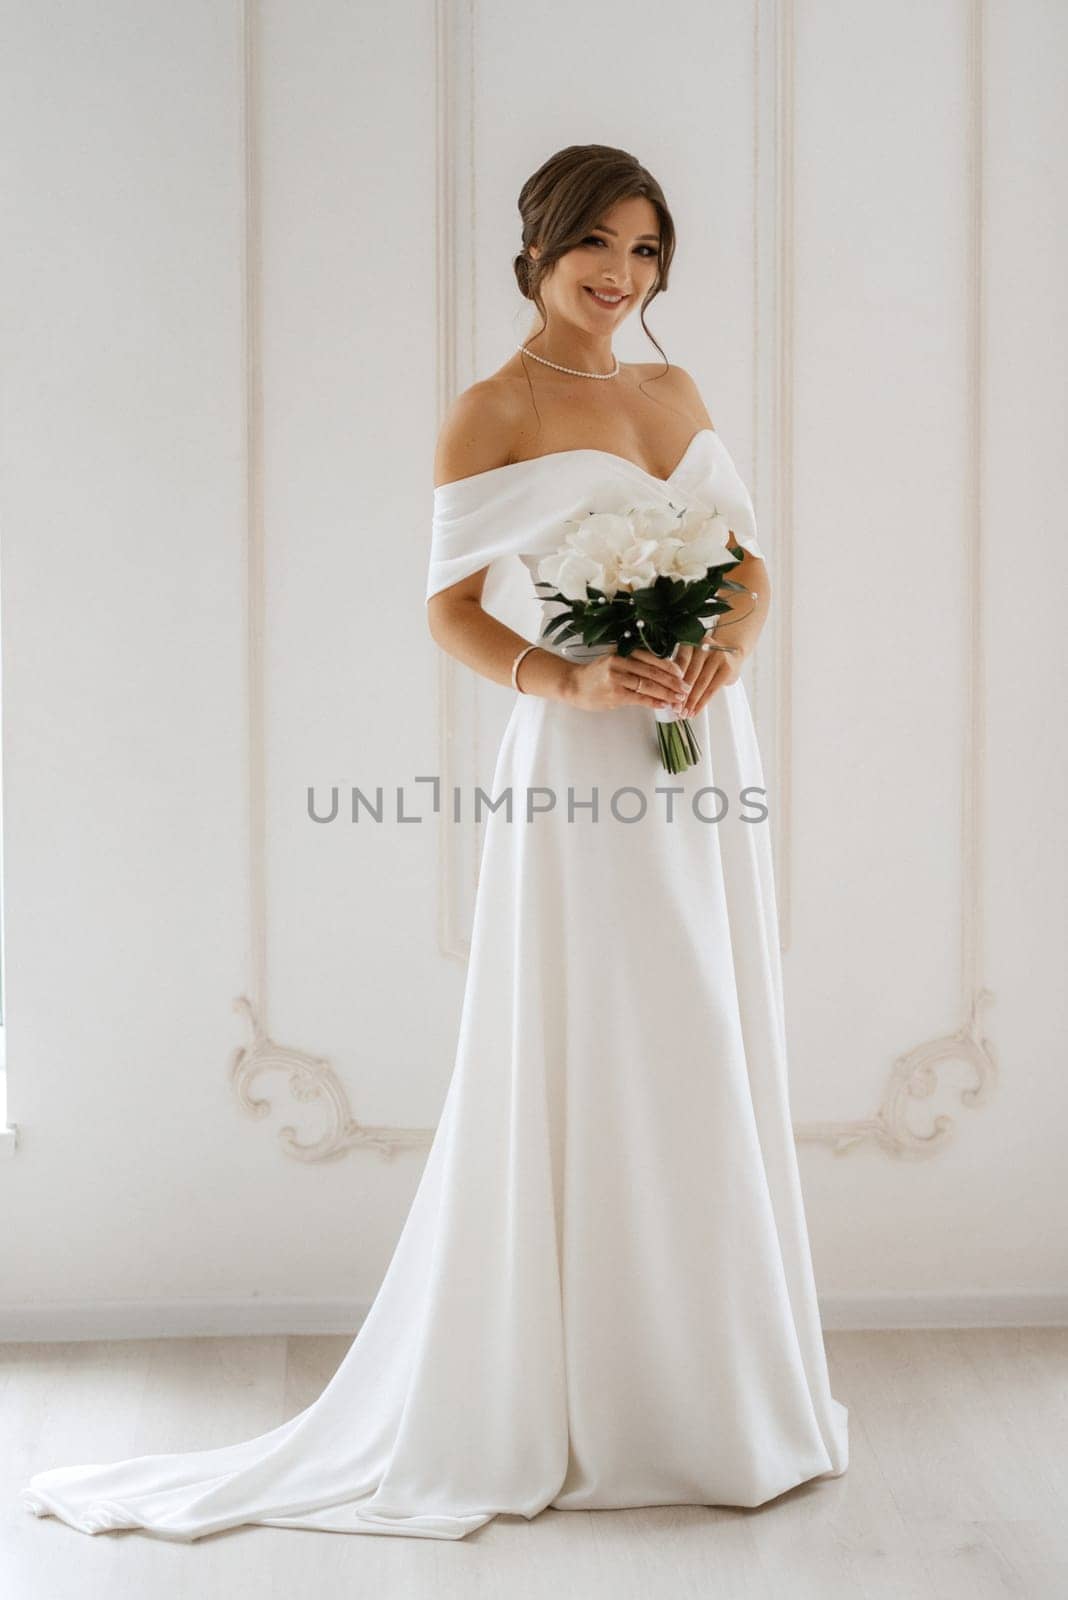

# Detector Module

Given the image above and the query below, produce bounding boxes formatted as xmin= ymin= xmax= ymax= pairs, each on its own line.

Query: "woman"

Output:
xmin=22 ymin=143 xmax=848 ymax=1542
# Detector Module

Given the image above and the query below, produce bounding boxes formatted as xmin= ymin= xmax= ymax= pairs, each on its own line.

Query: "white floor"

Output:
xmin=5 ymin=1328 xmax=1066 ymax=1598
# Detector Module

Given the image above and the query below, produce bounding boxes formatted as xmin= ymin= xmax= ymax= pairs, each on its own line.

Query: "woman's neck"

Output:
xmin=521 ymin=326 xmax=616 ymax=375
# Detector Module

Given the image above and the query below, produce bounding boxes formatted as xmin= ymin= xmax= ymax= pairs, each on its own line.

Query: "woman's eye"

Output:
xmin=582 ymin=235 xmax=657 ymax=257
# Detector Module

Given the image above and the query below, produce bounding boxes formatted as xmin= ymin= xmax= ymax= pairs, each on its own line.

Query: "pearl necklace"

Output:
xmin=516 ymin=343 xmax=620 ymax=380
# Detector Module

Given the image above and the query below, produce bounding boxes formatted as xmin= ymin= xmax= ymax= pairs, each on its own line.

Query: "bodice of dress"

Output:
xmin=426 ymin=428 xmax=765 ymax=656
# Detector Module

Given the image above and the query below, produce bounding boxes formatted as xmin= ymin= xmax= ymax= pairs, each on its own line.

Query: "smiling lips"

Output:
xmin=584 ymin=286 xmax=627 ymax=307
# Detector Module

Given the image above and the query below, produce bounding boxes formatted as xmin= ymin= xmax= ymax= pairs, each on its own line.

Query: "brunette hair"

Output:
xmin=513 ymin=143 xmax=676 ymax=405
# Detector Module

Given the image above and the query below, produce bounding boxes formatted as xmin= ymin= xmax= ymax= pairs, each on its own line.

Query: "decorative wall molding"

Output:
xmin=231 ymin=0 xmax=995 ymax=1164
xmin=790 ymin=0 xmax=997 ymax=1157
xmin=797 ymin=988 xmax=996 ymax=1159
xmin=434 ymin=0 xmax=481 ymax=964
xmin=229 ymin=0 xmax=434 ymax=1160
xmin=230 ymin=998 xmax=433 ymax=1160
xmin=762 ymin=0 xmax=795 ymax=953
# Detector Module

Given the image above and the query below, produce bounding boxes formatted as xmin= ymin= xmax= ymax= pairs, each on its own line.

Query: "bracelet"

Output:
xmin=511 ymin=643 xmax=541 ymax=693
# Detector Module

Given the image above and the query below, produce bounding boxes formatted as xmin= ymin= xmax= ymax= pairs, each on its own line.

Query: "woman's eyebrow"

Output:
xmin=593 ymin=224 xmax=660 ymax=242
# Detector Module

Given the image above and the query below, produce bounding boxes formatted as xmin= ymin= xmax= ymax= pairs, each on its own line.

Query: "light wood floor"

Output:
xmin=4 ymin=1328 xmax=1066 ymax=1598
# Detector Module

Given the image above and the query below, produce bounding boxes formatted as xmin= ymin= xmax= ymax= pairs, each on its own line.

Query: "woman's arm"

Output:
xmin=711 ymin=547 xmax=770 ymax=666
xmin=427 ymin=385 xmax=577 ymax=701
xmin=664 ymin=366 xmax=772 ymax=709
xmin=427 ymin=580 xmax=576 ymax=700
xmin=668 ymin=363 xmax=772 ymax=651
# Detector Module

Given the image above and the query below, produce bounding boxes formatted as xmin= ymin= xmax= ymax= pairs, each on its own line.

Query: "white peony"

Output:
xmin=669 ymin=510 xmax=735 ymax=578
xmin=536 ymin=548 xmax=609 ymax=602
xmin=650 ymin=537 xmax=686 ymax=575
xmin=565 ymin=509 xmax=635 ymax=558
xmin=630 ymin=503 xmax=686 ymax=541
xmin=615 ymin=537 xmax=664 ymax=591
xmin=537 ymin=508 xmax=634 ymax=598
xmin=537 ymin=501 xmax=737 ymax=602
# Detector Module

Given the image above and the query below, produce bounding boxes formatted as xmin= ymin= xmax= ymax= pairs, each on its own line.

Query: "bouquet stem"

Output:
xmin=655 ymin=712 xmax=701 ymax=774
xmin=652 ymin=642 xmax=702 ymax=773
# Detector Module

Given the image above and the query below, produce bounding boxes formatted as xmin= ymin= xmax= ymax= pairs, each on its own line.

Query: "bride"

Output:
xmin=22 ymin=142 xmax=848 ymax=1542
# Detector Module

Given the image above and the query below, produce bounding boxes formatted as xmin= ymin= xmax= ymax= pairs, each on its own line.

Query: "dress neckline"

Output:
xmin=434 ymin=427 xmax=714 ymax=493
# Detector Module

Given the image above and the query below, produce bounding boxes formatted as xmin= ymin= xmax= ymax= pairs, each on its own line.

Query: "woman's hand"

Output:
xmin=674 ymin=629 xmax=746 ymax=717
xmin=564 ymin=647 xmax=689 ymax=714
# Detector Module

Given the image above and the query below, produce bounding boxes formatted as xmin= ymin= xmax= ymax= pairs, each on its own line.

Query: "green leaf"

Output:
xmin=675 ymin=619 xmax=706 ymax=644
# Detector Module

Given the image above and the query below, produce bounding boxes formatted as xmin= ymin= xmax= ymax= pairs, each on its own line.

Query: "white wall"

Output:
xmin=1 ymin=0 xmax=1064 ymax=1337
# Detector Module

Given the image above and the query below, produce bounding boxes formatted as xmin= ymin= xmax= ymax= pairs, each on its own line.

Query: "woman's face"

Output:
xmin=528 ymin=194 xmax=661 ymax=335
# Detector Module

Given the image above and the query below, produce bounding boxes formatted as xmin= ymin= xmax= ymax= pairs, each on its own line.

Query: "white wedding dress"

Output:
xmin=21 ymin=427 xmax=848 ymax=1541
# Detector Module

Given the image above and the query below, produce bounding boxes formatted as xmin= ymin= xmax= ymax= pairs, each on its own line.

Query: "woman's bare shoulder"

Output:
xmin=433 ymin=377 xmax=527 ymax=487
xmin=628 ymin=362 xmax=715 ymax=430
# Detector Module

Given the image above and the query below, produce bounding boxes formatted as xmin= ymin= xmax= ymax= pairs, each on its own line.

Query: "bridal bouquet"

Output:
xmin=533 ymin=499 xmax=752 ymax=774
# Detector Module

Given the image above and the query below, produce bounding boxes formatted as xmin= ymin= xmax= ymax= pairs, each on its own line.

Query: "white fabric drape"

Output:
xmin=22 ymin=428 xmax=847 ymax=1542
